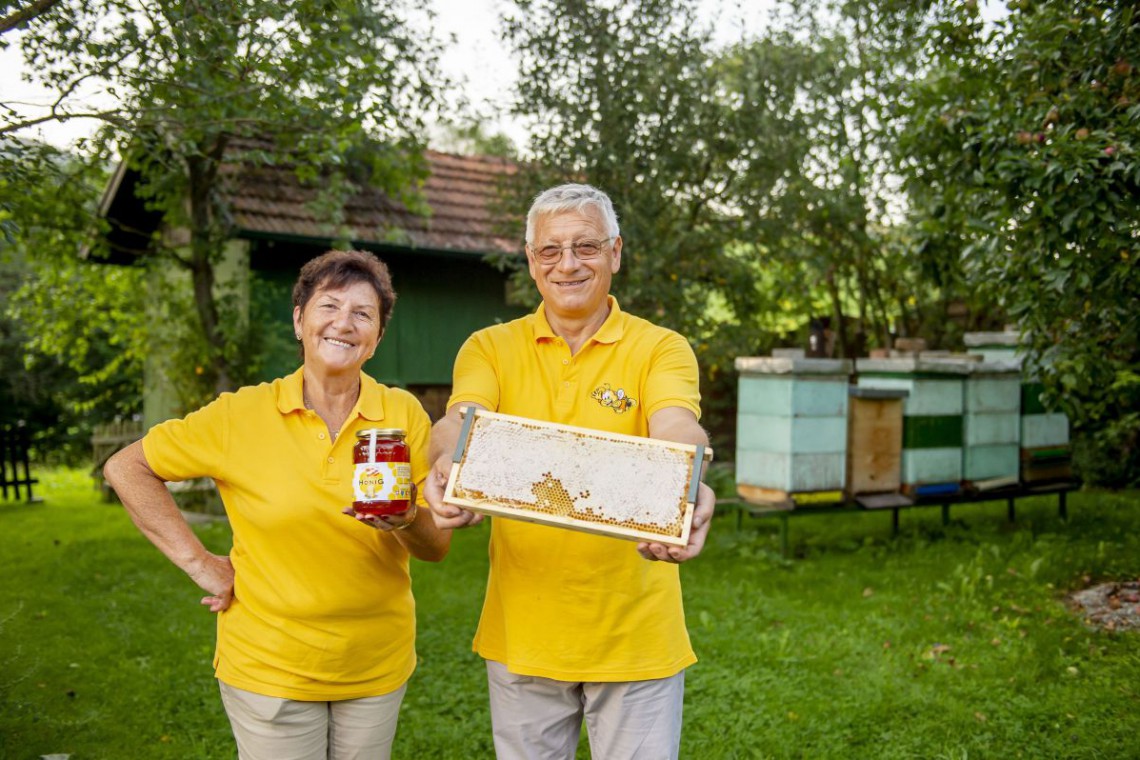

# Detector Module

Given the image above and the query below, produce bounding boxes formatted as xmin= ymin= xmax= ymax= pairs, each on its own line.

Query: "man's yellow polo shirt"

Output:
xmin=143 ymin=368 xmax=430 ymax=700
xmin=449 ymin=296 xmax=701 ymax=681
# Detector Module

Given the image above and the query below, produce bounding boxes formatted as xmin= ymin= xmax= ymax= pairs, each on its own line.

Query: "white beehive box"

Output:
xmin=734 ymin=356 xmax=852 ymax=506
xmin=962 ymin=361 xmax=1022 ymax=488
xmin=964 ymin=331 xmax=1072 ymax=483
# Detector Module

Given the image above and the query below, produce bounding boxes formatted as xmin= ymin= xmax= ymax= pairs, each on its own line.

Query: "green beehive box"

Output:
xmin=1020 ymin=380 xmax=1071 ymax=482
xmin=965 ymin=331 xmax=1073 ymax=484
xmin=735 ymin=357 xmax=852 ymax=507
xmin=856 ymin=357 xmax=970 ymax=497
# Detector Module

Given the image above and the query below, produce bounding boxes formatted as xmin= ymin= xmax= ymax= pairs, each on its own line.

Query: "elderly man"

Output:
xmin=424 ymin=183 xmax=714 ymax=760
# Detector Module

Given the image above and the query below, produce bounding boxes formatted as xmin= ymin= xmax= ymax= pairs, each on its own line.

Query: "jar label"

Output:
xmin=353 ymin=462 xmax=412 ymax=503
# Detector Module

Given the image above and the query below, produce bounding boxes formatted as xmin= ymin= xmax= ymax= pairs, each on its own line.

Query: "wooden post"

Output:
xmin=0 ymin=428 xmax=9 ymax=500
xmin=779 ymin=513 xmax=789 ymax=558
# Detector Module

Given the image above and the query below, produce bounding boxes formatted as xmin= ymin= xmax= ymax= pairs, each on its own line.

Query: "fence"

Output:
xmin=91 ymin=419 xmax=143 ymax=500
xmin=1 ymin=424 xmax=39 ymax=502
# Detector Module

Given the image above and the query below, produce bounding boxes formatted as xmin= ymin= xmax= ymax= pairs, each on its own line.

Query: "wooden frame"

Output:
xmin=443 ymin=408 xmax=712 ymax=546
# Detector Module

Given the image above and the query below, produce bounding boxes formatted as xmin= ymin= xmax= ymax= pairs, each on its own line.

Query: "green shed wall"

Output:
xmin=250 ymin=241 xmax=526 ymax=388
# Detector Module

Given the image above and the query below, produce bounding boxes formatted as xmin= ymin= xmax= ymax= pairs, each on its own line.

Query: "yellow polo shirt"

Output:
xmin=143 ymin=368 xmax=430 ymax=700
xmin=449 ymin=296 xmax=701 ymax=681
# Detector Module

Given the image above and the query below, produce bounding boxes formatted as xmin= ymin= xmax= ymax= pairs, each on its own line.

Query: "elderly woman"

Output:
xmin=105 ymin=249 xmax=449 ymax=760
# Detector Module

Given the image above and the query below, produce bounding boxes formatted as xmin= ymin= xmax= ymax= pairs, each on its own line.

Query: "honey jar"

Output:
xmin=352 ymin=428 xmax=412 ymax=515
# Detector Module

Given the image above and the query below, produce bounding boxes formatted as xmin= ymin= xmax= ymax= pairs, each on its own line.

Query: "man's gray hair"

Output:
xmin=525 ymin=183 xmax=620 ymax=244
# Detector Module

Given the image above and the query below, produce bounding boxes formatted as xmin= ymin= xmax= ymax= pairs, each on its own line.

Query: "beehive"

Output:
xmin=856 ymin=357 xmax=970 ymax=497
xmin=964 ymin=331 xmax=1072 ymax=483
xmin=443 ymin=408 xmax=710 ymax=546
xmin=963 ymin=331 xmax=1021 ymax=363
xmin=1020 ymin=386 xmax=1072 ymax=482
xmin=846 ymin=386 xmax=908 ymax=496
xmin=962 ymin=360 xmax=1022 ymax=489
xmin=734 ymin=356 xmax=852 ymax=507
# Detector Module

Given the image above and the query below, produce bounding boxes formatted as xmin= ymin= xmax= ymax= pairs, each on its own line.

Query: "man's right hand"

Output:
xmin=424 ymin=454 xmax=484 ymax=530
xmin=425 ymin=402 xmax=489 ymax=531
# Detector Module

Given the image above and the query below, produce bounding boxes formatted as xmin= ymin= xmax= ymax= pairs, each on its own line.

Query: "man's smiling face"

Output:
xmin=527 ymin=208 xmax=621 ymax=323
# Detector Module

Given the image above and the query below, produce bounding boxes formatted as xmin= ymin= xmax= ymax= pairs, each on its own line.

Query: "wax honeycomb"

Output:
xmin=451 ymin=415 xmax=695 ymax=538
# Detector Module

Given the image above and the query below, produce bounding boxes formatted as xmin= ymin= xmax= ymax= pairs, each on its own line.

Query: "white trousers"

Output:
xmin=218 ymin=681 xmax=406 ymax=760
xmin=485 ymin=660 xmax=685 ymax=760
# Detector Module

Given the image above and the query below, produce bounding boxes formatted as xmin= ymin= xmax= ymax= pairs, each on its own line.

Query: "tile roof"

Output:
xmin=222 ymin=138 xmax=521 ymax=256
xmin=97 ymin=136 xmax=523 ymax=260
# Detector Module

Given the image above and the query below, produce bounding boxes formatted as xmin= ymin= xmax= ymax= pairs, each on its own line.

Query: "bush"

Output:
xmin=1073 ymin=418 xmax=1140 ymax=489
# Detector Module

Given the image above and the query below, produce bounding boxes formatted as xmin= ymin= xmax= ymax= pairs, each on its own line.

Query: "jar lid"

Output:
xmin=355 ymin=428 xmax=406 ymax=439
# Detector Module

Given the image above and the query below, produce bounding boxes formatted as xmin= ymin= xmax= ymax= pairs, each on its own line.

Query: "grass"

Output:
xmin=2 ymin=469 xmax=1138 ymax=759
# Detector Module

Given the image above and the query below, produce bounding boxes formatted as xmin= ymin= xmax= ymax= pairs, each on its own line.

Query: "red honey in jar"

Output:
xmin=352 ymin=428 xmax=412 ymax=515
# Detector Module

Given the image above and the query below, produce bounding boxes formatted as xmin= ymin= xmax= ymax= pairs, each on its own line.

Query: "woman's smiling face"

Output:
xmin=292 ymin=279 xmax=383 ymax=377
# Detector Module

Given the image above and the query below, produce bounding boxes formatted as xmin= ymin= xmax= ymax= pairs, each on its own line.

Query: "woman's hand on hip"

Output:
xmin=189 ymin=553 xmax=235 ymax=613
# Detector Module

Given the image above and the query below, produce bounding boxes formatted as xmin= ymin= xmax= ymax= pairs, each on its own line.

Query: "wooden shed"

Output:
xmin=95 ymin=138 xmax=527 ymax=427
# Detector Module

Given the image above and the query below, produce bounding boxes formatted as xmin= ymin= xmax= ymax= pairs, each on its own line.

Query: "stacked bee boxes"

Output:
xmin=846 ymin=386 xmax=910 ymax=508
xmin=962 ymin=331 xmax=1020 ymax=363
xmin=855 ymin=358 xmax=970 ymax=498
xmin=964 ymin=332 xmax=1072 ymax=483
xmin=1019 ymin=383 xmax=1073 ymax=482
xmin=735 ymin=357 xmax=852 ymax=508
xmin=962 ymin=361 xmax=1023 ymax=490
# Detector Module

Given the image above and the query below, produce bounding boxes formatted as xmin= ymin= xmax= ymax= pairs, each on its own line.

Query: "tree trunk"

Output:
xmin=826 ymin=266 xmax=851 ymax=359
xmin=185 ymin=141 xmax=235 ymax=395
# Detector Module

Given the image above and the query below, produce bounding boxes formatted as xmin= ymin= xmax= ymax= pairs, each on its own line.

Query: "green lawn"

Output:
xmin=2 ymin=469 xmax=1138 ymax=758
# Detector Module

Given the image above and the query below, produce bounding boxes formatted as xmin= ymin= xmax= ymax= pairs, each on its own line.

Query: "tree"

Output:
xmin=4 ymin=0 xmax=443 ymax=401
xmin=741 ymin=0 xmax=1007 ymax=359
xmin=501 ymin=0 xmax=825 ymax=437
xmin=433 ymin=119 xmax=519 ymax=159
xmin=0 ymin=0 xmax=62 ymax=36
xmin=903 ymin=0 xmax=1140 ymax=484
xmin=0 ymin=143 xmax=146 ymax=460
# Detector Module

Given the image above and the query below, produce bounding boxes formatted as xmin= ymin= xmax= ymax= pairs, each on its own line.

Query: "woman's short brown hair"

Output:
xmin=292 ymin=249 xmax=397 ymax=334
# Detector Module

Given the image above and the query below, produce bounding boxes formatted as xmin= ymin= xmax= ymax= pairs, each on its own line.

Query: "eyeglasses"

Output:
xmin=530 ymin=237 xmax=615 ymax=265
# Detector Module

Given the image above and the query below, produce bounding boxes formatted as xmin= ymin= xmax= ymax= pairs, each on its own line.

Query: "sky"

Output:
xmin=430 ymin=0 xmax=776 ymax=148
xmin=1 ymin=0 xmax=777 ymax=152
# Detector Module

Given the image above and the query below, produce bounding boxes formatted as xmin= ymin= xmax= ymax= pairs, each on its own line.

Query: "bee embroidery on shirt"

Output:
xmin=591 ymin=383 xmax=637 ymax=414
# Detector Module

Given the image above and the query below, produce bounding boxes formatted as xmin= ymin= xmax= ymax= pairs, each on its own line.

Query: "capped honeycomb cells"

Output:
xmin=451 ymin=417 xmax=693 ymax=537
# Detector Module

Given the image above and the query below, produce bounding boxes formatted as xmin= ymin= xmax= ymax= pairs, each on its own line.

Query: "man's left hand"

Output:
xmin=637 ymin=480 xmax=714 ymax=563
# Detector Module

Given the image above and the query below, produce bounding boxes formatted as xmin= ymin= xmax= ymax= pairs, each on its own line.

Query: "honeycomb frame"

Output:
xmin=443 ymin=408 xmax=712 ymax=546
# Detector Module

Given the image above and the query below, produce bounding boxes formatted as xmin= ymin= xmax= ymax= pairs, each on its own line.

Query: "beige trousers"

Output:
xmin=218 ymin=681 xmax=407 ymax=760
xmin=485 ymin=660 xmax=685 ymax=760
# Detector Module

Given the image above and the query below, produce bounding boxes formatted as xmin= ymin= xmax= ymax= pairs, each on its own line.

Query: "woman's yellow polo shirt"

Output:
xmin=449 ymin=297 xmax=702 ymax=681
xmin=143 ymin=368 xmax=430 ymax=700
